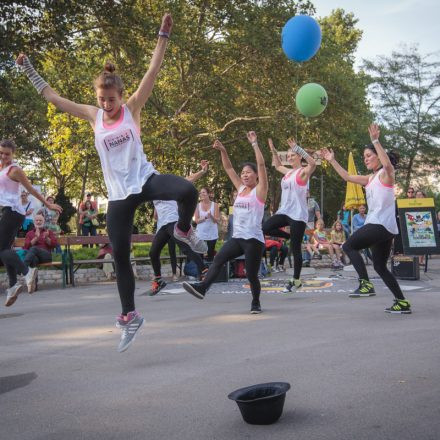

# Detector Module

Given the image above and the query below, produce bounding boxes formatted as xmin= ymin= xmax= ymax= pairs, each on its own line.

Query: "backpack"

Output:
xmin=234 ymin=259 xmax=246 ymax=278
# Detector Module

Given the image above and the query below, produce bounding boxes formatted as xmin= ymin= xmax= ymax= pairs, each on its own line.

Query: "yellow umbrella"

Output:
xmin=345 ymin=152 xmax=366 ymax=210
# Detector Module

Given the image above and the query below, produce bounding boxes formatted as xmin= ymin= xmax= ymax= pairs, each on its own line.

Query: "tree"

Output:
xmin=363 ymin=46 xmax=440 ymax=190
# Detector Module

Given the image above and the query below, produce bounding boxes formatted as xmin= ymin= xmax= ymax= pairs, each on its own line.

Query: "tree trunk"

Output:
xmin=76 ymin=154 xmax=90 ymax=234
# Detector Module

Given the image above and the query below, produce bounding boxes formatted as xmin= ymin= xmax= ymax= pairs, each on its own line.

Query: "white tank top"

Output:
xmin=365 ymin=169 xmax=398 ymax=234
xmin=153 ymin=200 xmax=178 ymax=231
xmin=0 ymin=164 xmax=25 ymax=215
xmin=276 ymin=168 xmax=308 ymax=223
xmin=196 ymin=202 xmax=219 ymax=240
xmin=232 ymin=186 xmax=265 ymax=243
xmin=94 ymin=105 xmax=158 ymax=201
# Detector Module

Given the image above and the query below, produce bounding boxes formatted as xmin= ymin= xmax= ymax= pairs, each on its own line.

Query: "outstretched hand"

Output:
xmin=15 ymin=53 xmax=26 ymax=65
xmin=268 ymin=138 xmax=276 ymax=153
xmin=160 ymin=13 xmax=173 ymax=33
xmin=200 ymin=160 xmax=209 ymax=172
xmin=213 ymin=139 xmax=226 ymax=153
xmin=287 ymin=137 xmax=297 ymax=150
xmin=368 ymin=123 xmax=380 ymax=142
xmin=247 ymin=131 xmax=257 ymax=144
xmin=47 ymin=203 xmax=63 ymax=214
xmin=320 ymin=148 xmax=335 ymax=162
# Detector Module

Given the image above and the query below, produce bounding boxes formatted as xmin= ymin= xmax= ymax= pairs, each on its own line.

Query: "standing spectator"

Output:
xmin=23 ymin=213 xmax=58 ymax=278
xmin=79 ymin=200 xmax=98 ymax=245
xmin=194 ymin=187 xmax=219 ymax=261
xmin=337 ymin=203 xmax=351 ymax=238
xmin=352 ymin=205 xmax=367 ymax=232
xmin=41 ymin=195 xmax=59 ymax=229
xmin=406 ymin=187 xmax=415 ymax=198
xmin=415 ymin=190 xmax=426 ymax=198
xmin=19 ymin=190 xmax=35 ymax=236
xmin=225 ymin=189 xmax=237 ymax=241
xmin=80 ymin=192 xmax=98 ymax=211
xmin=306 ymin=190 xmax=321 ymax=230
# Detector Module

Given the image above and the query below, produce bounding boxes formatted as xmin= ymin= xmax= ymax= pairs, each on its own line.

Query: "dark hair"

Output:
xmin=240 ymin=162 xmax=258 ymax=174
xmin=200 ymin=187 xmax=211 ymax=194
xmin=0 ymin=139 xmax=17 ymax=152
xmin=94 ymin=62 xmax=124 ymax=95
xmin=364 ymin=144 xmax=399 ymax=168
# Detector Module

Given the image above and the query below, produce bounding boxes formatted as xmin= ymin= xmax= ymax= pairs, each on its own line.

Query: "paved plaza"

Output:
xmin=1 ymin=261 xmax=440 ymax=440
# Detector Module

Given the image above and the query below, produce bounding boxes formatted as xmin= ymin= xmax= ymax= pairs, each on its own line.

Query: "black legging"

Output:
xmin=167 ymin=238 xmax=177 ymax=275
xmin=149 ymin=222 xmax=206 ymax=277
xmin=107 ymin=174 xmax=198 ymax=314
xmin=342 ymin=223 xmax=405 ymax=300
xmin=200 ymin=238 xmax=265 ymax=301
xmin=0 ymin=207 xmax=28 ymax=287
xmin=269 ymin=244 xmax=288 ymax=266
xmin=263 ymin=214 xmax=306 ymax=279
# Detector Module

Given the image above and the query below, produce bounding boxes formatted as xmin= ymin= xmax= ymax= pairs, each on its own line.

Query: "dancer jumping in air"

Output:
xmin=263 ymin=138 xmax=316 ymax=292
xmin=17 ymin=13 xmax=207 ymax=351
xmin=183 ymin=132 xmax=268 ymax=314
xmin=0 ymin=139 xmax=62 ymax=307
xmin=321 ymin=124 xmax=411 ymax=314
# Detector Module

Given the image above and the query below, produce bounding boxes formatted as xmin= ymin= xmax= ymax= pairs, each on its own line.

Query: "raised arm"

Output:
xmin=9 ymin=167 xmax=62 ymax=214
xmin=368 ymin=123 xmax=394 ymax=185
xmin=287 ymin=137 xmax=316 ymax=182
xmin=126 ymin=13 xmax=172 ymax=118
xmin=268 ymin=138 xmax=291 ymax=175
xmin=247 ymin=131 xmax=268 ymax=202
xmin=16 ymin=54 xmax=97 ymax=125
xmin=321 ymin=148 xmax=370 ymax=186
xmin=186 ymin=160 xmax=208 ymax=182
xmin=213 ymin=140 xmax=242 ymax=190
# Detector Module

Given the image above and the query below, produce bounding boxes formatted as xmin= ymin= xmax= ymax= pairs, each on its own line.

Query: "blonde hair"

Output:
xmin=332 ymin=220 xmax=343 ymax=231
xmin=315 ymin=219 xmax=325 ymax=229
xmin=94 ymin=62 xmax=124 ymax=95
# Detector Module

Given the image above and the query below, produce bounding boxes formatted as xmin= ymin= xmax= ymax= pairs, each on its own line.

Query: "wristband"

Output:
xmin=372 ymin=139 xmax=380 ymax=145
xmin=251 ymin=141 xmax=258 ymax=147
xmin=158 ymin=31 xmax=170 ymax=38
xmin=291 ymin=144 xmax=310 ymax=160
xmin=20 ymin=57 xmax=49 ymax=94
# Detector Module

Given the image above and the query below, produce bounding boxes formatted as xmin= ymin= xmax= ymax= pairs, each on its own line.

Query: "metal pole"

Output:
xmin=320 ymin=172 xmax=324 ymax=218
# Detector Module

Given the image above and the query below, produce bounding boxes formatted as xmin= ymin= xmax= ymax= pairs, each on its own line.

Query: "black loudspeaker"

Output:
xmin=391 ymin=256 xmax=420 ymax=280
xmin=206 ymin=261 xmax=229 ymax=283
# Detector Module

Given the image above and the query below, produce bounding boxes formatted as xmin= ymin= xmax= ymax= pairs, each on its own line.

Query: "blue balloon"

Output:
xmin=281 ymin=15 xmax=322 ymax=62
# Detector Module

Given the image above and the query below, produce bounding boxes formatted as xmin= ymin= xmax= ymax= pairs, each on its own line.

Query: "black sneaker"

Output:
xmin=283 ymin=278 xmax=302 ymax=293
xmin=385 ymin=299 xmax=412 ymax=314
xmin=182 ymin=281 xmax=206 ymax=299
xmin=250 ymin=300 xmax=262 ymax=314
xmin=149 ymin=278 xmax=167 ymax=296
xmin=349 ymin=279 xmax=376 ymax=297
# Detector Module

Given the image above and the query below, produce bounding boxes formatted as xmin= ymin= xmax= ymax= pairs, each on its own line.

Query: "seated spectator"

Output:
xmin=330 ymin=220 xmax=345 ymax=268
xmin=302 ymin=233 xmax=312 ymax=267
xmin=309 ymin=219 xmax=340 ymax=269
xmin=265 ymin=236 xmax=288 ymax=272
xmin=19 ymin=190 xmax=36 ymax=236
xmin=23 ymin=213 xmax=58 ymax=279
xmin=415 ymin=189 xmax=426 ymax=198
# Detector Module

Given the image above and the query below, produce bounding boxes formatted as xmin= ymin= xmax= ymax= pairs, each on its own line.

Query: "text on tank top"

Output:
xmin=94 ymin=105 xmax=157 ymax=201
xmin=364 ymin=169 xmax=398 ymax=234
xmin=0 ymin=164 xmax=25 ymax=214
xmin=153 ymin=200 xmax=178 ymax=231
xmin=196 ymin=201 xmax=219 ymax=240
xmin=276 ymin=168 xmax=308 ymax=223
xmin=232 ymin=186 xmax=265 ymax=243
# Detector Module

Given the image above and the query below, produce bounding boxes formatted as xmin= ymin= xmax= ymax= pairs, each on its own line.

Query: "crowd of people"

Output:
xmin=2 ymin=12 xmax=439 ymax=354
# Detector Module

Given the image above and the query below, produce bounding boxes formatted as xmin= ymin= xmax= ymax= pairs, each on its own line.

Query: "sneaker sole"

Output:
xmin=149 ymin=283 xmax=167 ymax=296
xmin=250 ymin=310 xmax=262 ymax=314
xmin=182 ymin=282 xmax=205 ymax=299
xmin=173 ymin=231 xmax=208 ymax=254
xmin=5 ymin=285 xmax=23 ymax=307
xmin=118 ymin=318 xmax=144 ymax=353
xmin=385 ymin=310 xmax=412 ymax=314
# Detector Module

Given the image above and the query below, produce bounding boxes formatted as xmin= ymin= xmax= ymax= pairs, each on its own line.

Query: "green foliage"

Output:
xmin=1 ymin=1 xmax=374 ymax=225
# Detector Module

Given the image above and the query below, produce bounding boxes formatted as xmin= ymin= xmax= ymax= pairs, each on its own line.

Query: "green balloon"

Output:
xmin=295 ymin=83 xmax=328 ymax=117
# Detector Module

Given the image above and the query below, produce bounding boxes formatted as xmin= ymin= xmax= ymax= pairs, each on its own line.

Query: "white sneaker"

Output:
xmin=24 ymin=267 xmax=38 ymax=293
xmin=173 ymin=224 xmax=208 ymax=254
xmin=5 ymin=283 xmax=23 ymax=307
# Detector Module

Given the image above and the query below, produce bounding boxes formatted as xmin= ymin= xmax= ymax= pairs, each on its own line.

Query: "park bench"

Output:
xmin=66 ymin=234 xmax=187 ymax=286
xmin=12 ymin=236 xmax=70 ymax=288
